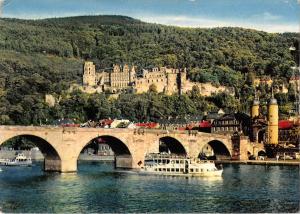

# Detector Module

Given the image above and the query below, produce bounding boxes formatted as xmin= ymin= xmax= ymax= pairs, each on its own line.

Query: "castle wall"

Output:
xmin=135 ymin=71 xmax=167 ymax=93
xmin=81 ymin=61 xmax=233 ymax=96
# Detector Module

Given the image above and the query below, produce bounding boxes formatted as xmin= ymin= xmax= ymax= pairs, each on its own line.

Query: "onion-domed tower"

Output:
xmin=267 ymin=91 xmax=278 ymax=145
xmin=251 ymin=93 xmax=260 ymax=118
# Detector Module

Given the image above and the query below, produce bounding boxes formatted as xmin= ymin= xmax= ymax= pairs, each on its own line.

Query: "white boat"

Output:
xmin=0 ymin=153 xmax=32 ymax=166
xmin=140 ymin=153 xmax=223 ymax=177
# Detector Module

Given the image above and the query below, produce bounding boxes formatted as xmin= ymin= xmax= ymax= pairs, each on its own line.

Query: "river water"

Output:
xmin=0 ymin=162 xmax=299 ymax=213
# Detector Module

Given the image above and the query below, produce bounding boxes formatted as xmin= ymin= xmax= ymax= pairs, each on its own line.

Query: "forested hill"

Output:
xmin=0 ymin=15 xmax=298 ymax=71
xmin=0 ymin=15 xmax=299 ymax=125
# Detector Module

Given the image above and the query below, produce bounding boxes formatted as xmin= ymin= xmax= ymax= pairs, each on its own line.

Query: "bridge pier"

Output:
xmin=44 ymin=158 xmax=61 ymax=172
xmin=60 ymin=159 xmax=77 ymax=173
xmin=44 ymin=157 xmax=77 ymax=173
xmin=115 ymin=155 xmax=133 ymax=168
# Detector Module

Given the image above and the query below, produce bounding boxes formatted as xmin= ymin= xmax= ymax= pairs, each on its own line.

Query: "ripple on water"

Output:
xmin=0 ymin=162 xmax=299 ymax=213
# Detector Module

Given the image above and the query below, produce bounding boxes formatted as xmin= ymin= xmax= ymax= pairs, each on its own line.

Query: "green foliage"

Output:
xmin=0 ymin=16 xmax=299 ymax=125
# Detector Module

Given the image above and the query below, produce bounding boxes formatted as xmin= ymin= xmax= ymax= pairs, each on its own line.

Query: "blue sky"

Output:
xmin=0 ymin=0 xmax=299 ymax=33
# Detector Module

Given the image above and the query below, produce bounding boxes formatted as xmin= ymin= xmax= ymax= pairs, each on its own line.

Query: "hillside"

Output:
xmin=0 ymin=15 xmax=298 ymax=125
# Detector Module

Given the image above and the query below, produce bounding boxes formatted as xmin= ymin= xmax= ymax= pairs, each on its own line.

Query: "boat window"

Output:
xmin=171 ymin=168 xmax=175 ymax=172
xmin=196 ymin=169 xmax=198 ymax=172
xmin=201 ymin=169 xmax=203 ymax=172
xmin=159 ymin=168 xmax=162 ymax=171
xmin=163 ymin=168 xmax=166 ymax=171
xmin=176 ymin=168 xmax=179 ymax=172
xmin=176 ymin=160 xmax=179 ymax=164
xmin=190 ymin=169 xmax=194 ymax=172
xmin=180 ymin=169 xmax=184 ymax=172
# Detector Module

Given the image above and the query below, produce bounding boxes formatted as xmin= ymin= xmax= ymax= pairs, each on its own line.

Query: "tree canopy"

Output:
xmin=0 ymin=15 xmax=299 ymax=125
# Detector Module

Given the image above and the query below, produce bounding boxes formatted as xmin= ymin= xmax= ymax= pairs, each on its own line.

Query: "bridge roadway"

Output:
xmin=0 ymin=125 xmax=255 ymax=172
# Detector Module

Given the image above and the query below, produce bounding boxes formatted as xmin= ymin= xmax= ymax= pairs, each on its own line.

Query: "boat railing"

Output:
xmin=145 ymin=153 xmax=187 ymax=159
xmin=145 ymin=154 xmax=216 ymax=164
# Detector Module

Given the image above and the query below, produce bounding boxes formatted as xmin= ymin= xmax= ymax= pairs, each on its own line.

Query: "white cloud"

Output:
xmin=262 ymin=12 xmax=281 ymax=21
xmin=137 ymin=15 xmax=298 ymax=33
xmin=251 ymin=12 xmax=281 ymax=21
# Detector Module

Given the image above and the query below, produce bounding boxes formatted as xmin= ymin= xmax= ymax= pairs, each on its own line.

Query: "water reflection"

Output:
xmin=0 ymin=162 xmax=299 ymax=213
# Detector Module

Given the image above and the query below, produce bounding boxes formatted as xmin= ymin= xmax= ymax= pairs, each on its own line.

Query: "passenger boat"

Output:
xmin=140 ymin=153 xmax=223 ymax=177
xmin=0 ymin=153 xmax=32 ymax=166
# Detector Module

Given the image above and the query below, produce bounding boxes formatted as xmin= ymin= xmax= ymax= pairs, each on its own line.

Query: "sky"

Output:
xmin=0 ymin=0 xmax=299 ymax=33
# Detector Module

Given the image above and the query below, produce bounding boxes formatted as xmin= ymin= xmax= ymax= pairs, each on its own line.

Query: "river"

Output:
xmin=0 ymin=162 xmax=299 ymax=213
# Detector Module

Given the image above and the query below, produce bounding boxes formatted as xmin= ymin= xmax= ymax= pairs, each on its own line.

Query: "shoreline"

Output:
xmin=215 ymin=160 xmax=300 ymax=166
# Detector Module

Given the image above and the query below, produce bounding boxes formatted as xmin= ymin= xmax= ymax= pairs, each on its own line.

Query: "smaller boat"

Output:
xmin=0 ymin=153 xmax=32 ymax=166
xmin=0 ymin=168 xmax=2 ymax=172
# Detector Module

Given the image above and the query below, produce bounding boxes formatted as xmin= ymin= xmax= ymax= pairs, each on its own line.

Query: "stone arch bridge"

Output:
xmin=0 ymin=126 xmax=251 ymax=172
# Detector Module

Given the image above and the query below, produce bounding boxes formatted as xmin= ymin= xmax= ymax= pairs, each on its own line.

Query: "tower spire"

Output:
xmin=254 ymin=89 xmax=259 ymax=101
xmin=251 ymin=89 xmax=260 ymax=118
xmin=271 ymin=87 xmax=274 ymax=98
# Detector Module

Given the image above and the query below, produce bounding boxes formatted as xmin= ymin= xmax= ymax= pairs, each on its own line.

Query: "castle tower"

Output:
xmin=83 ymin=61 xmax=96 ymax=86
xmin=113 ymin=64 xmax=121 ymax=73
xmin=165 ymin=72 xmax=178 ymax=95
xmin=267 ymin=90 xmax=278 ymax=145
xmin=178 ymin=68 xmax=187 ymax=95
xmin=123 ymin=64 xmax=129 ymax=73
xmin=129 ymin=65 xmax=136 ymax=83
xmin=251 ymin=93 xmax=260 ymax=118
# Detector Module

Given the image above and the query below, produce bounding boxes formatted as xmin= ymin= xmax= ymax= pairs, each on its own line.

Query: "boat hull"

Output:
xmin=0 ymin=160 xmax=32 ymax=166
xmin=138 ymin=169 xmax=223 ymax=177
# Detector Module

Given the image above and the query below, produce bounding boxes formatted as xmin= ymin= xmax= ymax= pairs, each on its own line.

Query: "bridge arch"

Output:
xmin=79 ymin=135 xmax=131 ymax=156
xmin=158 ymin=136 xmax=186 ymax=155
xmin=199 ymin=140 xmax=231 ymax=160
xmin=76 ymin=134 xmax=133 ymax=168
xmin=0 ymin=134 xmax=62 ymax=171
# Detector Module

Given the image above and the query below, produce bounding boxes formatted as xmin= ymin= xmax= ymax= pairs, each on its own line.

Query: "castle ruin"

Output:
xmin=80 ymin=61 xmax=232 ymax=96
